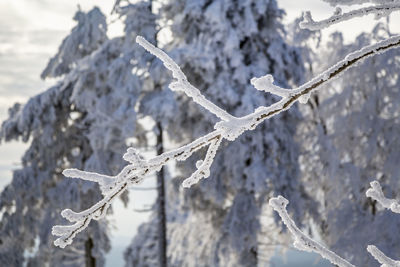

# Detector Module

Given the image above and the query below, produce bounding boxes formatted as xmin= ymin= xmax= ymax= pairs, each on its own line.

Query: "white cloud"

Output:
xmin=0 ymin=0 xmax=123 ymax=118
xmin=1 ymin=0 xmax=115 ymax=31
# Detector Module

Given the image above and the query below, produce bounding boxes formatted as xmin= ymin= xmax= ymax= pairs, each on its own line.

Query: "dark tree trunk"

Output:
xmin=156 ymin=122 xmax=167 ymax=267
xmin=85 ymin=237 xmax=96 ymax=267
xmin=148 ymin=1 xmax=167 ymax=265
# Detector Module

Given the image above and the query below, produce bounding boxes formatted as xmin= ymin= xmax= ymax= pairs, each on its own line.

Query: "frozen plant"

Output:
xmin=127 ymin=1 xmax=307 ymax=265
xmin=53 ymin=20 xmax=400 ymax=252
xmin=367 ymin=245 xmax=400 ymax=267
xmin=269 ymin=196 xmax=355 ymax=267
xmin=366 ymin=181 xmax=400 ymax=213
xmin=366 ymin=181 xmax=400 ymax=266
xmin=300 ymin=1 xmax=400 ymax=30
xmin=272 ymin=1 xmax=400 ymax=266
xmin=269 ymin=186 xmax=400 ymax=267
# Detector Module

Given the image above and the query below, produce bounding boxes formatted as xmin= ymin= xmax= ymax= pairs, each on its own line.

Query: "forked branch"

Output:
xmin=269 ymin=196 xmax=355 ymax=267
xmin=270 ymin=191 xmax=400 ymax=267
xmin=53 ymin=33 xmax=400 ymax=248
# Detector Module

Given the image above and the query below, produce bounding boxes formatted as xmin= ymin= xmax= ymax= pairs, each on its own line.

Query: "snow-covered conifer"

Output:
xmin=41 ymin=7 xmax=107 ymax=79
xmin=0 ymin=3 xmax=158 ymax=266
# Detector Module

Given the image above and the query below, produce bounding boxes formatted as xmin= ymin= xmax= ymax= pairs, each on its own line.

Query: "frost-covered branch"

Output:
xmin=365 ymin=181 xmax=400 ymax=266
xmin=181 ymin=134 xmax=222 ymax=187
xmin=300 ymin=1 xmax=400 ymax=31
xmin=53 ymin=180 xmax=129 ymax=248
xmin=63 ymin=169 xmax=116 ymax=194
xmin=53 ymin=130 xmax=223 ymax=247
xmin=366 ymin=180 xmax=400 ymax=213
xmin=269 ymin=196 xmax=355 ymax=267
xmin=136 ymin=36 xmax=235 ymax=122
xmin=53 ymin=34 xmax=400 ymax=248
xmin=367 ymin=245 xmax=400 ymax=267
xmin=250 ymin=75 xmax=292 ymax=98
xmin=300 ymin=2 xmax=400 ymax=30
xmin=269 ymin=183 xmax=400 ymax=266
xmin=323 ymin=0 xmax=397 ymax=7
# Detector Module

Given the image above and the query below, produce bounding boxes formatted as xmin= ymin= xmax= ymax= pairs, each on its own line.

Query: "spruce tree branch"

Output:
xmin=53 ymin=34 xmax=400 ymax=248
xmin=300 ymin=2 xmax=400 ymax=30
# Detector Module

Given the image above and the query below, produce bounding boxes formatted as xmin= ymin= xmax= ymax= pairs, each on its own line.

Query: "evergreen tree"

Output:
xmin=0 ymin=3 xmax=158 ymax=266
xmin=0 ymin=7 xmax=109 ymax=266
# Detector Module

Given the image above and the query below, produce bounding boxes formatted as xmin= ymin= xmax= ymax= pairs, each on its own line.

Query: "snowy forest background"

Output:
xmin=1 ymin=0 xmax=400 ymax=266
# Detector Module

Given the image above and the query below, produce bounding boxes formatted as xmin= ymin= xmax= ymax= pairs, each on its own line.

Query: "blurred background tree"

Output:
xmin=0 ymin=2 xmax=159 ymax=266
xmin=0 ymin=0 xmax=399 ymax=267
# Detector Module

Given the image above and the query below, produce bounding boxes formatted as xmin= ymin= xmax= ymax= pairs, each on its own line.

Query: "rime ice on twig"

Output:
xmin=182 ymin=135 xmax=222 ymax=187
xmin=53 ymin=130 xmax=223 ymax=247
xmin=123 ymin=147 xmax=146 ymax=166
xmin=53 ymin=181 xmax=129 ymax=248
xmin=365 ymin=181 xmax=400 ymax=265
xmin=269 ymin=196 xmax=355 ymax=267
xmin=63 ymin=169 xmax=116 ymax=194
xmin=270 ymin=183 xmax=400 ymax=267
xmin=251 ymin=75 xmax=292 ymax=98
xmin=366 ymin=180 xmax=400 ymax=213
xmin=300 ymin=3 xmax=400 ymax=31
xmin=250 ymin=34 xmax=400 ymax=106
xmin=323 ymin=0 xmax=397 ymax=7
xmin=136 ymin=36 xmax=235 ymax=122
xmin=367 ymin=245 xmax=400 ymax=267
xmin=54 ymin=33 xmax=400 ymax=247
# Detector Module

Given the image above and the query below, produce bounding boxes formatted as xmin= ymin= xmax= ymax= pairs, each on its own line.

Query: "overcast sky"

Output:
xmin=0 ymin=0 xmax=399 ymax=266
